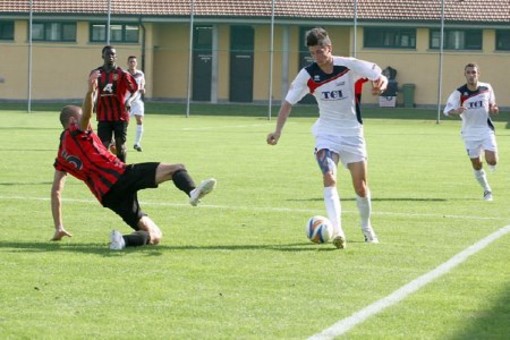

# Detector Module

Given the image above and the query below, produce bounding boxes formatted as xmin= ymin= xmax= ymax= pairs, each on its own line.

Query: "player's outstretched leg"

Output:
xmin=190 ymin=178 xmax=217 ymax=206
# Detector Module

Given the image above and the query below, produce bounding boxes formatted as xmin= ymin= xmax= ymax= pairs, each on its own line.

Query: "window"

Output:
xmin=364 ymin=28 xmax=416 ymax=49
xmin=32 ymin=22 xmax=76 ymax=41
xmin=90 ymin=23 xmax=139 ymax=43
xmin=430 ymin=29 xmax=482 ymax=50
xmin=0 ymin=20 xmax=14 ymax=40
xmin=496 ymin=30 xmax=510 ymax=51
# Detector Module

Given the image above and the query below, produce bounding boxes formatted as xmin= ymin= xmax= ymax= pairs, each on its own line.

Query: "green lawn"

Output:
xmin=0 ymin=106 xmax=509 ymax=339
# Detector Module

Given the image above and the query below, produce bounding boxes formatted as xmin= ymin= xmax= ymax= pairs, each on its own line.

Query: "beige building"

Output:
xmin=1 ymin=0 xmax=510 ymax=107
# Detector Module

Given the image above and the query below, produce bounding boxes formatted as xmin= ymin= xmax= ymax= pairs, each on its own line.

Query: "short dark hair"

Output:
xmin=464 ymin=63 xmax=479 ymax=71
xmin=128 ymin=55 xmax=137 ymax=61
xmin=102 ymin=45 xmax=114 ymax=55
xmin=305 ymin=27 xmax=331 ymax=47
xmin=59 ymin=105 xmax=81 ymax=128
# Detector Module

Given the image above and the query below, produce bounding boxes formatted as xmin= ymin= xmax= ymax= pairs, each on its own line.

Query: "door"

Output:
xmin=229 ymin=25 xmax=254 ymax=103
xmin=192 ymin=26 xmax=213 ymax=101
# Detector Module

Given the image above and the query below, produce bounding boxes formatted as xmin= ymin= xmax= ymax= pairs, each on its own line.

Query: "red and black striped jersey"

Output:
xmin=54 ymin=123 xmax=126 ymax=203
xmin=91 ymin=66 xmax=138 ymax=122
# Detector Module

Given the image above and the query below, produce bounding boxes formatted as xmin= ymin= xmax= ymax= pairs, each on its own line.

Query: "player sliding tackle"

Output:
xmin=267 ymin=27 xmax=387 ymax=249
xmin=50 ymin=70 xmax=216 ymax=250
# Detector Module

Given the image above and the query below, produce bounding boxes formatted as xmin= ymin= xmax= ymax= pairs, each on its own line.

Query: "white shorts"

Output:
xmin=129 ymin=100 xmax=144 ymax=117
xmin=314 ymin=134 xmax=367 ymax=168
xmin=463 ymin=133 xmax=497 ymax=158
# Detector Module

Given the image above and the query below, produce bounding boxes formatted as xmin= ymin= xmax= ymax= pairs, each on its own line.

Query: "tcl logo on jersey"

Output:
xmin=321 ymin=90 xmax=345 ymax=100
xmin=467 ymin=100 xmax=484 ymax=109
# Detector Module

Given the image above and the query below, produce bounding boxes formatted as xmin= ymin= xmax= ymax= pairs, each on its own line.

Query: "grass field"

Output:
xmin=1 ymin=105 xmax=509 ymax=339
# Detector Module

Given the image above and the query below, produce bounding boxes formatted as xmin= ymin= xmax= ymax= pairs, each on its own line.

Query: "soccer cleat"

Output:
xmin=332 ymin=235 xmax=346 ymax=249
xmin=363 ymin=227 xmax=379 ymax=244
xmin=133 ymin=144 xmax=143 ymax=152
xmin=109 ymin=230 xmax=126 ymax=250
xmin=189 ymin=178 xmax=217 ymax=206
xmin=483 ymin=191 xmax=493 ymax=201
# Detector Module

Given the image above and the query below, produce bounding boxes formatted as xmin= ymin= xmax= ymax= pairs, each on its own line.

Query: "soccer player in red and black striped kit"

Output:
xmin=91 ymin=45 xmax=138 ymax=162
xmin=51 ymin=71 xmax=217 ymax=250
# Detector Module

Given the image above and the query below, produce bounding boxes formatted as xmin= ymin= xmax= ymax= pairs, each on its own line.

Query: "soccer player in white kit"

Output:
xmin=267 ymin=27 xmax=388 ymax=249
xmin=443 ymin=63 xmax=499 ymax=201
xmin=126 ymin=55 xmax=146 ymax=152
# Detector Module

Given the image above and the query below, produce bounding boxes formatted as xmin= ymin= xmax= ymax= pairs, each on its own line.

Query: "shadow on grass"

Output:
xmin=288 ymin=197 xmax=448 ymax=202
xmin=450 ymin=283 xmax=510 ymax=339
xmin=0 ymin=181 xmax=53 ymax=186
xmin=0 ymin=240 xmax=342 ymax=255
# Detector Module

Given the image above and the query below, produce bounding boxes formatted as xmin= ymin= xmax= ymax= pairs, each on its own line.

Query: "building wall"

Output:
xmin=1 ymin=19 xmax=509 ymax=107
xmin=152 ymin=23 xmax=190 ymax=100
xmin=355 ymin=28 xmax=510 ymax=107
xmin=0 ymin=20 xmax=143 ymax=101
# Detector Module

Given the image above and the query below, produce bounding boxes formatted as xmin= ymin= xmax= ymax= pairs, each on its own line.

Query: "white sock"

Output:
xmin=356 ymin=193 xmax=372 ymax=230
xmin=487 ymin=164 xmax=496 ymax=173
xmin=323 ymin=186 xmax=344 ymax=238
xmin=474 ymin=169 xmax=491 ymax=192
xmin=135 ymin=124 xmax=143 ymax=146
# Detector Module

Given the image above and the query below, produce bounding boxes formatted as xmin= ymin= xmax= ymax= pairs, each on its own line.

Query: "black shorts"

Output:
xmin=102 ymin=162 xmax=160 ymax=230
xmin=97 ymin=121 xmax=128 ymax=146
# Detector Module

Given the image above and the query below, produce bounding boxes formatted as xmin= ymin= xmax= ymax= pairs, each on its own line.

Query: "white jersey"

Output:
xmin=129 ymin=69 xmax=145 ymax=103
xmin=128 ymin=69 xmax=145 ymax=116
xmin=444 ymin=82 xmax=496 ymax=140
xmin=285 ymin=56 xmax=382 ymax=137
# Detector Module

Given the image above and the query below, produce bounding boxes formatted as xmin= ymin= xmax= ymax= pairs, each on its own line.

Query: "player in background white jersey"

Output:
xmin=126 ymin=56 xmax=146 ymax=152
xmin=443 ymin=63 xmax=499 ymax=201
xmin=266 ymin=27 xmax=388 ymax=249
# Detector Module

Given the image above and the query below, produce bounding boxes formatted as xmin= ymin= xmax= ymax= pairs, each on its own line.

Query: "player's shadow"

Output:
xmin=0 ymin=181 xmax=53 ymax=186
xmin=288 ymin=197 xmax=447 ymax=202
xmin=0 ymin=240 xmax=338 ymax=256
xmin=0 ymin=241 xmax=120 ymax=257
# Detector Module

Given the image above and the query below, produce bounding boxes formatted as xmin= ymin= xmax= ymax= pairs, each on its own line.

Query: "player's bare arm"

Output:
xmin=79 ymin=71 xmax=100 ymax=131
xmin=267 ymin=101 xmax=293 ymax=145
xmin=50 ymin=170 xmax=72 ymax=241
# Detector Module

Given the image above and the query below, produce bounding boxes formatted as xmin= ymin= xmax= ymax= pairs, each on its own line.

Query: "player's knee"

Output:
xmin=173 ymin=163 xmax=186 ymax=174
xmin=150 ymin=235 xmax=162 ymax=245
xmin=323 ymin=172 xmax=336 ymax=187
xmin=354 ymin=183 xmax=368 ymax=197
xmin=138 ymin=216 xmax=163 ymax=245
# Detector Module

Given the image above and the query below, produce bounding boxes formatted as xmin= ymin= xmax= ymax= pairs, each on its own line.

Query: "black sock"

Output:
xmin=123 ymin=230 xmax=150 ymax=247
xmin=172 ymin=169 xmax=196 ymax=196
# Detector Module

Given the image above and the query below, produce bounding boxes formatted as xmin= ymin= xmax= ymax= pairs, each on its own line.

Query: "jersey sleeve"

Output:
xmin=285 ymin=69 xmax=311 ymax=105
xmin=488 ymin=83 xmax=496 ymax=106
xmin=53 ymin=159 xmax=66 ymax=172
xmin=345 ymin=58 xmax=382 ymax=81
xmin=443 ymin=90 xmax=461 ymax=116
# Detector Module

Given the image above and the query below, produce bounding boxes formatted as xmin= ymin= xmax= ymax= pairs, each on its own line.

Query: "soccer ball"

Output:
xmin=306 ymin=215 xmax=333 ymax=244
